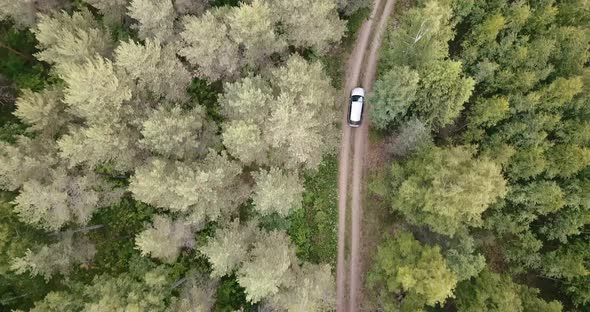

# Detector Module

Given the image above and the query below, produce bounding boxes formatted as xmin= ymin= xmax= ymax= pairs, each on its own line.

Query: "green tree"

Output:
xmin=456 ymin=269 xmax=562 ymax=312
xmin=27 ymin=292 xmax=82 ymax=312
xmin=444 ymin=232 xmax=486 ymax=281
xmin=367 ymin=231 xmax=457 ymax=311
xmin=390 ymin=146 xmax=507 ymax=236
xmin=380 ymin=0 xmax=454 ymax=70
xmin=541 ymin=240 xmax=590 ymax=280
xmin=369 ymin=66 xmax=420 ymax=130
xmin=414 ymin=60 xmax=475 ymax=128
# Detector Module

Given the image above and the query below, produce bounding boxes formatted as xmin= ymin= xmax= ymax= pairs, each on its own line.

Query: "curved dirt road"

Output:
xmin=336 ymin=0 xmax=396 ymax=310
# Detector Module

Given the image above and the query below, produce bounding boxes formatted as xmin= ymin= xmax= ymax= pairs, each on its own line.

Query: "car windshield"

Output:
xmin=351 ymin=95 xmax=363 ymax=102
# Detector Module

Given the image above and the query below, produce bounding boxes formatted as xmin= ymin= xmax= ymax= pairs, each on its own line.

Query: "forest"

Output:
xmin=0 ymin=0 xmax=588 ymax=311
xmin=367 ymin=0 xmax=590 ymax=311
xmin=0 ymin=0 xmax=369 ymax=310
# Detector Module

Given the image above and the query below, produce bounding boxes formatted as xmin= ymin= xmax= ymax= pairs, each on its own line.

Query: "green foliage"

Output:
xmin=380 ymin=0 xmax=454 ymax=70
xmin=541 ymin=240 xmax=590 ymax=280
xmin=288 ymin=156 xmax=338 ymax=265
xmin=414 ymin=60 xmax=475 ymax=128
xmin=214 ymin=276 xmax=251 ymax=311
xmin=367 ymin=231 xmax=457 ymax=311
xmin=456 ymin=269 xmax=563 ymax=312
xmin=0 ymin=192 xmax=52 ymax=311
xmin=370 ymin=66 xmax=420 ymax=129
xmin=87 ymin=197 xmax=156 ymax=275
xmin=0 ymin=24 xmax=46 ymax=91
xmin=389 ymin=145 xmax=507 ymax=236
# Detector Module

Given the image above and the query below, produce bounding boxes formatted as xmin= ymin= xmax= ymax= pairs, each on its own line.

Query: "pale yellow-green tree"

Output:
xmin=0 ymin=136 xmax=57 ymax=191
xmin=179 ymin=8 xmax=241 ymax=81
xmin=220 ymin=56 xmax=338 ymax=170
xmin=114 ymin=39 xmax=192 ymax=102
xmin=33 ymin=10 xmax=113 ymax=68
xmin=10 ymin=233 xmax=96 ymax=281
xmin=135 ymin=215 xmax=195 ymax=263
xmin=12 ymin=168 xmax=122 ymax=230
xmin=13 ymin=87 xmax=70 ymax=138
xmin=140 ymin=105 xmax=217 ymax=159
xmin=199 ymin=219 xmax=260 ymax=278
xmin=84 ymin=0 xmax=128 ymax=25
xmin=252 ymin=167 xmax=304 ymax=217
xmin=167 ymin=276 xmax=218 ymax=312
xmin=267 ymin=263 xmax=335 ymax=311
xmin=0 ymin=0 xmax=68 ymax=27
xmin=128 ymin=0 xmax=176 ymax=42
xmin=269 ymin=0 xmax=346 ymax=54
xmin=129 ymin=151 xmax=249 ymax=224
xmin=226 ymin=0 xmax=286 ymax=69
xmin=237 ymin=229 xmax=295 ymax=303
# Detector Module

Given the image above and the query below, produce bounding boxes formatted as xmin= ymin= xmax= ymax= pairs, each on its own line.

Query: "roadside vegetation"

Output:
xmin=0 ymin=0 xmax=369 ymax=310
xmin=367 ymin=0 xmax=590 ymax=310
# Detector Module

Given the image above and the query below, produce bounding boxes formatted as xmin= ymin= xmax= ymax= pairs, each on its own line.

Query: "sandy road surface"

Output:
xmin=336 ymin=0 xmax=396 ymax=310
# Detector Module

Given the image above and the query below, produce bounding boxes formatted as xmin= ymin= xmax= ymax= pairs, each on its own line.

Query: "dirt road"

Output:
xmin=336 ymin=0 xmax=395 ymax=310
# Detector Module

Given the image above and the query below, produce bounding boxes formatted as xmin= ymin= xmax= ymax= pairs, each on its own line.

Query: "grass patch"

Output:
xmin=288 ymin=155 xmax=338 ymax=266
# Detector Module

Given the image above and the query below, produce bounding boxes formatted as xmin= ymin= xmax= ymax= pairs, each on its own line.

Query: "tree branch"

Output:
xmin=0 ymin=42 xmax=36 ymax=63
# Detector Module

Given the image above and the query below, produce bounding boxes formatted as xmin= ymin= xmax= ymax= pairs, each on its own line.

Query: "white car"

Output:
xmin=348 ymin=87 xmax=365 ymax=127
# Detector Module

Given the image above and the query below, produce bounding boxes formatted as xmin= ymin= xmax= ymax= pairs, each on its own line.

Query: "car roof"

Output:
xmin=350 ymin=101 xmax=363 ymax=122
xmin=351 ymin=87 xmax=365 ymax=97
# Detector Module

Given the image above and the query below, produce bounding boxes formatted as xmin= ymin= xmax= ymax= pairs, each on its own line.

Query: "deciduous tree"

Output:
xmin=390 ymin=146 xmax=507 ymax=236
xmin=456 ymin=270 xmax=563 ymax=312
xmin=414 ymin=60 xmax=475 ymax=128
xmin=367 ymin=231 xmax=457 ymax=311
